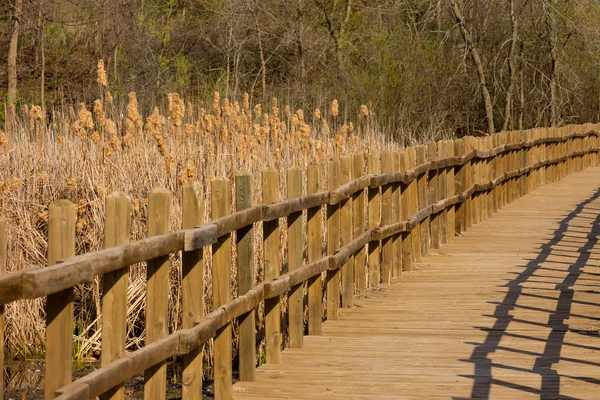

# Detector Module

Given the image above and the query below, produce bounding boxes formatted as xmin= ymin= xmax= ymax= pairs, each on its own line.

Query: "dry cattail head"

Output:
xmin=106 ymin=91 xmax=114 ymax=105
xmin=97 ymin=59 xmax=108 ymax=87
xmin=331 ymin=99 xmax=339 ymax=118
xmin=186 ymin=164 xmax=196 ymax=181
xmin=177 ymin=170 xmax=188 ymax=185
xmin=93 ymin=99 xmax=105 ymax=125
xmin=167 ymin=93 xmax=185 ymax=128
xmin=360 ymin=104 xmax=369 ymax=117
xmin=165 ymin=155 xmax=175 ymax=174
xmin=213 ymin=91 xmax=221 ymax=115
xmin=254 ymin=103 xmax=262 ymax=120
xmin=66 ymin=176 xmax=78 ymax=190
xmin=314 ymin=108 xmax=321 ymax=120
xmin=0 ymin=131 xmax=7 ymax=149
xmin=145 ymin=107 xmax=166 ymax=137
xmin=23 ymin=104 xmax=29 ymax=115
xmin=243 ymin=92 xmax=250 ymax=112
xmin=284 ymin=105 xmax=291 ymax=120
xmin=91 ymin=131 xmax=101 ymax=143
xmin=296 ymin=109 xmax=304 ymax=122
xmin=30 ymin=106 xmax=43 ymax=120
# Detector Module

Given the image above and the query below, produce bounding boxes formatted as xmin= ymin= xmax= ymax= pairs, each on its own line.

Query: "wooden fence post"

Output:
xmin=445 ymin=140 xmax=455 ymax=242
xmin=212 ymin=178 xmax=233 ymax=399
xmin=380 ymin=152 xmax=393 ymax=285
xmin=182 ymin=183 xmax=204 ymax=397
xmin=392 ymin=152 xmax=402 ymax=277
xmin=416 ymin=145 xmax=430 ymax=256
xmin=352 ymin=154 xmax=366 ymax=294
xmin=307 ymin=165 xmax=323 ymax=335
xmin=407 ymin=147 xmax=421 ymax=263
xmin=45 ymin=200 xmax=76 ymax=400
xmin=340 ymin=156 xmax=354 ymax=308
xmin=262 ymin=170 xmax=281 ymax=363
xmin=454 ymin=139 xmax=465 ymax=236
xmin=427 ymin=143 xmax=440 ymax=249
xmin=327 ymin=160 xmax=341 ymax=320
xmin=436 ymin=141 xmax=447 ymax=244
xmin=465 ymin=137 xmax=475 ymax=228
xmin=367 ymin=153 xmax=381 ymax=288
xmin=237 ymin=174 xmax=256 ymax=378
xmin=0 ymin=218 xmax=5 ymax=400
xmin=101 ymin=193 xmax=132 ymax=400
xmin=399 ymin=150 xmax=413 ymax=272
xmin=145 ymin=188 xmax=171 ymax=400
xmin=287 ymin=169 xmax=303 ymax=348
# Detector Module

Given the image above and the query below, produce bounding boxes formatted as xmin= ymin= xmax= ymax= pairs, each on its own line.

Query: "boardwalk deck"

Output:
xmin=233 ymin=167 xmax=600 ymax=399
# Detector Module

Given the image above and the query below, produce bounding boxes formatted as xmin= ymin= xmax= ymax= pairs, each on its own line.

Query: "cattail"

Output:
xmin=106 ymin=91 xmax=114 ymax=105
xmin=360 ymin=104 xmax=369 ymax=117
xmin=11 ymin=178 xmax=23 ymax=188
xmin=66 ymin=176 xmax=78 ymax=190
xmin=177 ymin=170 xmax=188 ymax=185
xmin=91 ymin=131 xmax=101 ymax=143
xmin=167 ymin=93 xmax=185 ymax=128
xmin=126 ymin=92 xmax=144 ymax=137
xmin=243 ymin=92 xmax=250 ymax=113
xmin=93 ymin=99 xmax=105 ymax=126
xmin=97 ymin=59 xmax=108 ymax=88
xmin=254 ymin=103 xmax=262 ymax=120
xmin=165 ymin=155 xmax=174 ymax=174
xmin=0 ymin=131 xmax=8 ymax=149
xmin=213 ymin=92 xmax=221 ymax=116
xmin=331 ymin=99 xmax=339 ymax=118
xmin=314 ymin=108 xmax=321 ymax=120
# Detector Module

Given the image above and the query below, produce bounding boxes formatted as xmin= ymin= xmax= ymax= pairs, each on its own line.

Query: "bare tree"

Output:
xmin=6 ymin=0 xmax=23 ymax=132
xmin=449 ymin=0 xmax=496 ymax=134
xmin=502 ymin=0 xmax=519 ymax=132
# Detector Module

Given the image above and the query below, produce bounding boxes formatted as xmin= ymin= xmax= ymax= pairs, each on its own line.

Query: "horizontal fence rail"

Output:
xmin=0 ymin=124 xmax=599 ymax=399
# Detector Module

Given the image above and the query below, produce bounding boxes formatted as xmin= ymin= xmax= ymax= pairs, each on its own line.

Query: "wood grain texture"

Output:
xmin=212 ymin=178 xmax=233 ymax=399
xmin=367 ymin=153 xmax=381 ymax=288
xmin=287 ymin=168 xmax=304 ymax=348
xmin=45 ymin=200 xmax=76 ymax=400
xmin=339 ymin=156 xmax=354 ymax=308
xmin=144 ymin=188 xmax=171 ymax=400
xmin=233 ymin=166 xmax=600 ymax=400
xmin=352 ymin=154 xmax=366 ymax=294
xmin=307 ymin=165 xmax=323 ymax=336
xmin=101 ymin=193 xmax=132 ymax=400
xmin=327 ymin=161 xmax=341 ymax=320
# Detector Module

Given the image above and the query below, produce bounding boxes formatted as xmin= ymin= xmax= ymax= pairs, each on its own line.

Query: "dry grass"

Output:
xmin=0 ymin=65 xmax=414 ymax=376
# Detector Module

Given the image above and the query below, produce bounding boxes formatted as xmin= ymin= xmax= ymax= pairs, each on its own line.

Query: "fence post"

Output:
xmin=287 ymin=169 xmax=303 ymax=348
xmin=399 ymin=150 xmax=413 ymax=272
xmin=486 ymin=136 xmax=494 ymax=218
xmin=236 ymin=175 xmax=256 ymax=378
xmin=262 ymin=170 xmax=281 ymax=363
xmin=101 ymin=193 xmax=132 ymax=400
xmin=407 ymin=147 xmax=421 ymax=263
xmin=416 ymin=145 xmax=430 ymax=256
xmin=144 ymin=188 xmax=171 ymax=400
xmin=352 ymin=154 xmax=366 ymax=294
xmin=0 ymin=218 xmax=5 ymax=400
xmin=307 ymin=164 xmax=323 ymax=335
xmin=392 ymin=152 xmax=402 ymax=277
xmin=445 ymin=140 xmax=455 ymax=242
xmin=181 ymin=184 xmax=205 ymax=397
xmin=436 ymin=141 xmax=447 ymax=244
xmin=327 ymin=160 xmax=341 ymax=320
xmin=381 ymin=152 xmax=393 ymax=285
xmin=45 ymin=200 xmax=76 ymax=400
xmin=454 ymin=139 xmax=465 ymax=236
xmin=427 ymin=143 xmax=440 ymax=249
xmin=340 ymin=156 xmax=354 ymax=308
xmin=211 ymin=178 xmax=233 ymax=399
xmin=368 ymin=153 xmax=381 ymax=287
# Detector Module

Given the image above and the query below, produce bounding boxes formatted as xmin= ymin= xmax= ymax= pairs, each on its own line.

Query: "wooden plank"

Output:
xmin=327 ymin=160 xmax=341 ymax=320
xmin=340 ymin=156 xmax=354 ymax=308
xmin=287 ymin=168 xmax=304 ymax=348
xmin=144 ymin=188 xmax=171 ymax=400
xmin=415 ymin=145 xmax=430 ymax=257
xmin=453 ymin=138 xmax=465 ymax=236
xmin=262 ymin=170 xmax=281 ymax=364
xmin=101 ymin=193 xmax=132 ymax=400
xmin=307 ymin=164 xmax=323 ymax=336
xmin=45 ymin=200 xmax=76 ymax=400
xmin=236 ymin=174 xmax=256 ymax=380
xmin=392 ymin=152 xmax=402 ymax=277
xmin=380 ymin=152 xmax=393 ymax=285
xmin=399 ymin=150 xmax=413 ymax=272
xmin=0 ymin=218 xmax=5 ymax=400
xmin=367 ymin=153 xmax=381 ymax=287
xmin=212 ymin=178 xmax=233 ymax=399
xmin=352 ymin=154 xmax=366 ymax=295
xmin=428 ymin=142 xmax=440 ymax=249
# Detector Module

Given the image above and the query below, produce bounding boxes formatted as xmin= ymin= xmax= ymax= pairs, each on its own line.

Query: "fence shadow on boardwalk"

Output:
xmin=456 ymin=187 xmax=600 ymax=399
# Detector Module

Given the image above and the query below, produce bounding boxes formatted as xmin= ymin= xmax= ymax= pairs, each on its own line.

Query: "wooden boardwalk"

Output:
xmin=233 ymin=167 xmax=600 ymax=399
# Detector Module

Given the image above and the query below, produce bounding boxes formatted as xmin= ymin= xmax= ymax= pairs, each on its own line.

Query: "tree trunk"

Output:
xmin=449 ymin=0 xmax=496 ymax=135
xmin=7 ymin=0 xmax=23 ymax=132
xmin=543 ymin=0 xmax=559 ymax=127
xmin=502 ymin=0 xmax=518 ymax=132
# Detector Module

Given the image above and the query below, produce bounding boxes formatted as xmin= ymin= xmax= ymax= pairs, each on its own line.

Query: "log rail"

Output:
xmin=0 ymin=124 xmax=599 ymax=400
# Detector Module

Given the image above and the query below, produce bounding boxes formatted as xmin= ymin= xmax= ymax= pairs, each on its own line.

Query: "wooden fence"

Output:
xmin=1 ymin=123 xmax=599 ymax=400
